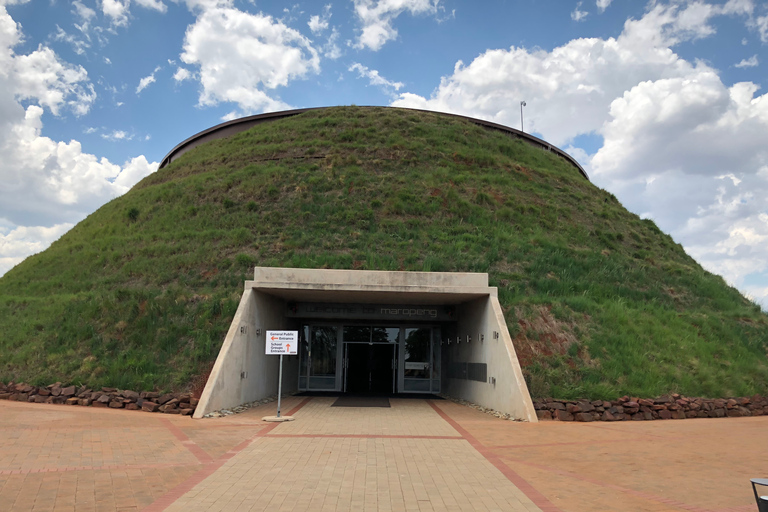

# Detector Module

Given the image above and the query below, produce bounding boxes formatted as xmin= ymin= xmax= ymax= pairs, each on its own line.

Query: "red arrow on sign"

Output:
xmin=286 ymin=344 xmax=291 ymax=352
xmin=271 ymin=336 xmax=278 ymax=340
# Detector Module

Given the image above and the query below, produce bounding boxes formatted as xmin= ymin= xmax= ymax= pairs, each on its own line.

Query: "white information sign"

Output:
xmin=266 ymin=331 xmax=298 ymax=355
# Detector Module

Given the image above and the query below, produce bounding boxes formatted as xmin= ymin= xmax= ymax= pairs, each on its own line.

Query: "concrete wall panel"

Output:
xmin=444 ymin=295 xmax=537 ymax=422
xmin=193 ymin=289 xmax=296 ymax=418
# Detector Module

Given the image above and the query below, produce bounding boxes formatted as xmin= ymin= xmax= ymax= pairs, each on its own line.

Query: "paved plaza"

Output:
xmin=1 ymin=396 xmax=766 ymax=511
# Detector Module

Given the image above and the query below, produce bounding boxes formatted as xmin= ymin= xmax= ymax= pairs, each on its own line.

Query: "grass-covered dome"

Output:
xmin=1 ymin=106 xmax=766 ymax=398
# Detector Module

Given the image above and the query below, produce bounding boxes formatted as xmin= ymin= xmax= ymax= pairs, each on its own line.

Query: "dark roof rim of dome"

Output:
xmin=158 ymin=106 xmax=589 ymax=181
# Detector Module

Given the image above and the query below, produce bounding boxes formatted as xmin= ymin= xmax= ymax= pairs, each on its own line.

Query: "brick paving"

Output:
xmin=1 ymin=396 xmax=766 ymax=511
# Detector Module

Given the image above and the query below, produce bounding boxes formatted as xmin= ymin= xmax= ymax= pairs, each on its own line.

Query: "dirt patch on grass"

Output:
xmin=512 ymin=305 xmax=580 ymax=367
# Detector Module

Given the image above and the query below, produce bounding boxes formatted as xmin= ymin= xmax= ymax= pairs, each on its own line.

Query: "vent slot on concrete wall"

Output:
xmin=448 ymin=362 xmax=487 ymax=382
xmin=467 ymin=363 xmax=488 ymax=383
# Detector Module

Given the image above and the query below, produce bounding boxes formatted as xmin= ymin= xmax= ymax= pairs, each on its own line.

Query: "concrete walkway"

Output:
xmin=1 ymin=396 xmax=766 ymax=511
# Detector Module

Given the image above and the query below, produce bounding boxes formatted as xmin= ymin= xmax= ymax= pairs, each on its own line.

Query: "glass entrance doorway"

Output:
xmin=299 ymin=325 xmax=340 ymax=391
xmin=298 ymin=323 xmax=441 ymax=394
xmin=342 ymin=326 xmax=398 ymax=394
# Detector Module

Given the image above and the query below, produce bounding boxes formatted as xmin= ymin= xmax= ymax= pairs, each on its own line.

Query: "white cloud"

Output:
xmin=102 ymin=0 xmax=130 ymax=26
xmin=52 ymin=25 xmax=90 ymax=55
xmin=572 ymin=2 xmax=588 ymax=22
xmin=173 ymin=66 xmax=191 ymax=81
xmin=392 ymin=1 xmax=768 ymax=308
xmin=1 ymin=104 xmax=155 ymax=215
xmin=0 ymin=222 xmax=74 ymax=276
xmin=73 ymin=0 xmax=96 ymax=23
xmin=308 ymin=4 xmax=331 ymax=34
xmin=349 ymin=62 xmax=403 ymax=93
xmin=136 ymin=65 xmax=161 ymax=93
xmin=308 ymin=16 xmax=327 ymax=32
xmin=136 ymin=73 xmax=156 ymax=93
xmin=100 ymin=0 xmax=167 ymax=26
xmin=0 ymin=5 xmax=157 ymax=276
xmin=180 ymin=7 xmax=320 ymax=113
xmin=754 ymin=14 xmax=768 ymax=42
xmin=12 ymin=45 xmax=95 ymax=116
xmin=735 ymin=54 xmax=758 ymax=68
xmin=323 ymin=27 xmax=342 ymax=59
xmin=353 ymin=0 xmax=440 ymax=51
xmin=181 ymin=0 xmax=233 ymax=12
xmin=72 ymin=0 xmax=96 ymax=34
xmin=392 ymin=2 xmax=749 ymax=146
xmin=101 ymin=129 xmax=131 ymax=140
xmin=135 ymin=0 xmax=167 ymax=13
xmin=596 ymin=0 xmax=612 ymax=13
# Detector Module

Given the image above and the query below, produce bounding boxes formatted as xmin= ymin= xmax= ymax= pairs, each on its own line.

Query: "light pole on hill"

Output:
xmin=520 ymin=101 xmax=526 ymax=132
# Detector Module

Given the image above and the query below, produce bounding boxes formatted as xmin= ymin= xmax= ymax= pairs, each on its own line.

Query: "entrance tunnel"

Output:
xmin=194 ymin=267 xmax=537 ymax=421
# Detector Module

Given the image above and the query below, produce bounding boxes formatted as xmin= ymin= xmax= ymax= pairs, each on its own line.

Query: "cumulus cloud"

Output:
xmin=0 ymin=222 xmax=74 ymax=276
xmin=101 ymin=129 xmax=131 ymax=140
xmin=173 ymin=66 xmax=191 ymax=81
xmin=135 ymin=0 xmax=167 ymax=13
xmin=0 ymin=5 xmax=157 ymax=275
xmin=308 ymin=4 xmax=331 ymax=33
xmin=100 ymin=0 xmax=168 ymax=27
xmin=353 ymin=0 xmax=440 ymax=51
xmin=392 ymin=1 xmax=768 ymax=308
xmin=12 ymin=45 xmax=95 ymax=116
xmin=52 ymin=25 xmax=90 ymax=55
xmin=349 ymin=62 xmax=403 ymax=94
xmin=596 ymin=0 xmax=612 ymax=13
xmin=323 ymin=27 xmax=342 ymax=59
xmin=755 ymin=14 xmax=768 ymax=42
xmin=73 ymin=0 xmax=96 ymax=24
xmin=392 ymin=2 xmax=750 ymax=145
xmin=180 ymin=7 xmax=320 ymax=113
xmin=572 ymin=2 xmax=588 ymax=22
xmin=136 ymin=65 xmax=162 ymax=93
xmin=102 ymin=0 xmax=130 ymax=26
xmin=136 ymin=74 xmax=155 ymax=93
xmin=735 ymin=54 xmax=758 ymax=67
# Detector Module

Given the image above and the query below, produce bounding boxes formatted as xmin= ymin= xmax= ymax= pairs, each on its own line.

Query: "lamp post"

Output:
xmin=520 ymin=101 xmax=526 ymax=132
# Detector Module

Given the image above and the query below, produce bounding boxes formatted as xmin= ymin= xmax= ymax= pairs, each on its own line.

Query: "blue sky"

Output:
xmin=1 ymin=0 xmax=768 ymax=309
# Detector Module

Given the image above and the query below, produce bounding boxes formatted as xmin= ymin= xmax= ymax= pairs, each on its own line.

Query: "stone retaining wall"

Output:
xmin=0 ymin=381 xmax=197 ymax=415
xmin=534 ymin=394 xmax=768 ymax=421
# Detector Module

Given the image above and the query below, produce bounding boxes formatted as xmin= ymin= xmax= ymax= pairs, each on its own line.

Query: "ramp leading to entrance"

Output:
xmin=194 ymin=267 xmax=537 ymax=421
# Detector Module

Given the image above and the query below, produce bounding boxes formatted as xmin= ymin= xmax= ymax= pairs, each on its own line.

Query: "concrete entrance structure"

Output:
xmin=194 ymin=267 xmax=537 ymax=421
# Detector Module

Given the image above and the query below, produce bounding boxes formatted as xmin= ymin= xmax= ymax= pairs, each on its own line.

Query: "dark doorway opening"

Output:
xmin=346 ymin=344 xmax=394 ymax=394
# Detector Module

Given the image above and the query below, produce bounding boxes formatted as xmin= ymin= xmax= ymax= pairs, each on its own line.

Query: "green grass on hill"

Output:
xmin=0 ymin=106 xmax=766 ymax=399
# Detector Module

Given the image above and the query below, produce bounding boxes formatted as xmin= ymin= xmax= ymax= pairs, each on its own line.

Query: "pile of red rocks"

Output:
xmin=0 ymin=381 xmax=198 ymax=415
xmin=534 ymin=394 xmax=768 ymax=422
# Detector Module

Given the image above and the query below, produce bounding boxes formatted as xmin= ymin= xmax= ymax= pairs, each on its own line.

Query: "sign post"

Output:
xmin=263 ymin=330 xmax=298 ymax=422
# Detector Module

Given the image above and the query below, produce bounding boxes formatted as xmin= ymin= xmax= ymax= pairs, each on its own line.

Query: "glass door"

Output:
xmin=300 ymin=325 xmax=340 ymax=391
xmin=400 ymin=327 xmax=432 ymax=392
xmin=342 ymin=326 xmax=398 ymax=394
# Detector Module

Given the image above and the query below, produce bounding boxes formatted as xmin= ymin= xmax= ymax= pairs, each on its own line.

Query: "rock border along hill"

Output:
xmin=3 ymin=378 xmax=766 ymax=424
xmin=533 ymin=394 xmax=768 ymax=422
xmin=0 ymin=381 xmax=197 ymax=415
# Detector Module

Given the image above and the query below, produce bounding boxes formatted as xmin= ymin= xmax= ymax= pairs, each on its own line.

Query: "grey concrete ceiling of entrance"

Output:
xmin=257 ymin=287 xmax=489 ymax=305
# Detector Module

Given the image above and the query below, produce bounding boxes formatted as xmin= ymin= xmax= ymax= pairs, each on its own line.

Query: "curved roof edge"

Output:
xmin=158 ymin=106 xmax=589 ymax=181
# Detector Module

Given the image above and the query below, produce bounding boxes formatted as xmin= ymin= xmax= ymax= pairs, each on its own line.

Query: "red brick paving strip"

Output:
xmin=428 ymin=400 xmax=562 ymax=512
xmin=158 ymin=418 xmax=213 ymax=463
xmin=142 ymin=397 xmax=312 ymax=512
